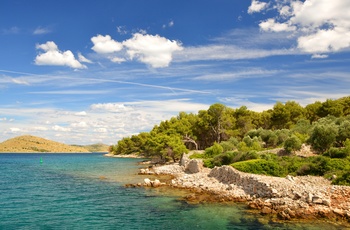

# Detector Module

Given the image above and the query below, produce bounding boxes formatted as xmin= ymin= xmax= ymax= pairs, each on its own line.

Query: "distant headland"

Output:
xmin=0 ymin=135 xmax=108 ymax=153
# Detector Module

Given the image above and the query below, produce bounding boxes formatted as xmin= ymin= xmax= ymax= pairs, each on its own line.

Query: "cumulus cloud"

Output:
xmin=90 ymin=33 xmax=182 ymax=68
xmin=248 ymin=0 xmax=267 ymax=14
xmin=122 ymin=33 xmax=183 ymax=68
xmin=259 ymin=19 xmax=296 ymax=32
xmin=35 ymin=41 xmax=86 ymax=69
xmin=91 ymin=34 xmax=123 ymax=54
xmin=253 ymin=0 xmax=350 ymax=55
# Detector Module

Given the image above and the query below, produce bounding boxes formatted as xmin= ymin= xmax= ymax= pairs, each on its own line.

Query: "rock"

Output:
xmin=307 ymin=193 xmax=313 ymax=203
xmin=185 ymin=159 xmax=203 ymax=174
xmin=151 ymin=179 xmax=161 ymax=187
xmin=144 ymin=178 xmax=151 ymax=186
xmin=286 ymin=175 xmax=294 ymax=182
xmin=322 ymin=199 xmax=331 ymax=207
xmin=179 ymin=153 xmax=190 ymax=167
xmin=312 ymin=195 xmax=323 ymax=204
xmin=261 ymin=206 xmax=272 ymax=214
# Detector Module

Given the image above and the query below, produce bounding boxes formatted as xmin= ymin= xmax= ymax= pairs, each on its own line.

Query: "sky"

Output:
xmin=1 ymin=0 xmax=350 ymax=145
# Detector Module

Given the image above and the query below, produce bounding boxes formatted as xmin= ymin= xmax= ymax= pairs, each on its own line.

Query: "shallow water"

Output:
xmin=0 ymin=153 xmax=348 ymax=229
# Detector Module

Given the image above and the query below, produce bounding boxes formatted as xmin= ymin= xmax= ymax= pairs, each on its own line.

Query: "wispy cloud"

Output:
xmin=33 ymin=26 xmax=52 ymax=35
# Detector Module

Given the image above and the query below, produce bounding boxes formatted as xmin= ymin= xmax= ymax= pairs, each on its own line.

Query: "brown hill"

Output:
xmin=0 ymin=135 xmax=90 ymax=153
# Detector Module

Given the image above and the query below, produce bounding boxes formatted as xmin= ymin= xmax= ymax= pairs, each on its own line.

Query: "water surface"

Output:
xmin=0 ymin=153 xmax=347 ymax=229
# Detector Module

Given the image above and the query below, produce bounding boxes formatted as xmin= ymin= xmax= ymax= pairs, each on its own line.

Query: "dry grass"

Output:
xmin=0 ymin=135 xmax=90 ymax=153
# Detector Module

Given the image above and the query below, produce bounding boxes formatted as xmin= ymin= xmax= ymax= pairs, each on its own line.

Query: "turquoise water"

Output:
xmin=0 ymin=153 xmax=347 ymax=229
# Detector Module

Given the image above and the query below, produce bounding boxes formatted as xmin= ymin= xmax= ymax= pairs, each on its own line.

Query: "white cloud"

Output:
xmin=91 ymin=34 xmax=123 ymax=54
xmin=9 ymin=127 xmax=21 ymax=132
xmin=195 ymin=69 xmax=278 ymax=81
xmin=90 ymin=33 xmax=182 ymax=68
xmin=259 ymin=19 xmax=296 ymax=32
xmin=311 ymin=54 xmax=328 ymax=59
xmin=90 ymin=103 xmax=133 ymax=112
xmin=248 ymin=0 xmax=267 ymax=14
xmin=52 ymin=125 xmax=71 ymax=132
xmin=176 ymin=45 xmax=297 ymax=62
xmin=78 ymin=53 xmax=93 ymax=63
xmin=75 ymin=111 xmax=87 ymax=116
xmin=35 ymin=41 xmax=86 ymax=69
xmin=94 ymin=128 xmax=108 ymax=133
xmin=34 ymin=126 xmax=48 ymax=131
xmin=254 ymin=0 xmax=350 ymax=54
xmin=110 ymin=57 xmax=126 ymax=63
xmin=122 ymin=33 xmax=183 ymax=68
xmin=33 ymin=26 xmax=51 ymax=35
xmin=11 ymin=78 xmax=30 ymax=85
xmin=71 ymin=121 xmax=88 ymax=128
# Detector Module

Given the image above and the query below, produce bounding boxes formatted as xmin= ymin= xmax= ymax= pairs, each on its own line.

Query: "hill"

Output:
xmin=0 ymin=135 xmax=90 ymax=153
xmin=74 ymin=143 xmax=109 ymax=152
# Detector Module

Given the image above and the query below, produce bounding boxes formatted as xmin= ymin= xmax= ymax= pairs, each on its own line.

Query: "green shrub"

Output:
xmin=324 ymin=147 xmax=349 ymax=158
xmin=190 ymin=153 xmax=207 ymax=159
xmin=284 ymin=135 xmax=302 ymax=153
xmin=203 ymin=159 xmax=215 ymax=168
xmin=332 ymin=172 xmax=350 ymax=186
xmin=204 ymin=142 xmax=223 ymax=158
xmin=232 ymin=159 xmax=287 ymax=177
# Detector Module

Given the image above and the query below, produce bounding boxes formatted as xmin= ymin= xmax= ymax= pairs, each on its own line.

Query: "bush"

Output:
xmin=204 ymin=142 xmax=223 ymax=158
xmin=308 ymin=123 xmax=338 ymax=153
xmin=332 ymin=172 xmax=350 ymax=186
xmin=324 ymin=147 xmax=349 ymax=158
xmin=284 ymin=135 xmax=302 ymax=153
xmin=232 ymin=159 xmax=287 ymax=177
xmin=220 ymin=138 xmax=238 ymax=152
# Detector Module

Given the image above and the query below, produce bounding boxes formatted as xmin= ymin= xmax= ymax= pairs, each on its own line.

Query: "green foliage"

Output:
xmin=110 ymin=96 xmax=350 ymax=168
xmin=284 ymin=135 xmax=302 ymax=153
xmin=232 ymin=159 xmax=287 ymax=177
xmin=204 ymin=142 xmax=223 ymax=158
xmin=220 ymin=137 xmax=239 ymax=152
xmin=308 ymin=121 xmax=338 ymax=153
xmin=333 ymin=172 xmax=350 ymax=186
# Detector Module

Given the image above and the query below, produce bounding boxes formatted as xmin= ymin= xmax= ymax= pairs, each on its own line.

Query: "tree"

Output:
xmin=284 ymin=135 xmax=302 ymax=153
xmin=271 ymin=102 xmax=288 ymax=129
xmin=318 ymin=99 xmax=344 ymax=117
xmin=308 ymin=123 xmax=338 ymax=153
xmin=305 ymin=101 xmax=322 ymax=122
xmin=197 ymin=103 xmax=236 ymax=146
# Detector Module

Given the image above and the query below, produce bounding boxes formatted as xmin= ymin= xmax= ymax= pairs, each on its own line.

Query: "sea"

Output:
xmin=0 ymin=153 xmax=348 ymax=230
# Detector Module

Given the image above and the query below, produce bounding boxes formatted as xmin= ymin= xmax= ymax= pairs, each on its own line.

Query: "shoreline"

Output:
xmin=136 ymin=155 xmax=350 ymax=225
xmin=103 ymin=153 xmax=146 ymax=158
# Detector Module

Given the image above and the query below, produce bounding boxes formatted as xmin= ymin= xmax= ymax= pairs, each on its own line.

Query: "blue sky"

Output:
xmin=1 ymin=0 xmax=350 ymax=145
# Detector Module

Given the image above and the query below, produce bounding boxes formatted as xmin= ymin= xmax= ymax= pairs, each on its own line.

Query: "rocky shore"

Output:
xmin=136 ymin=154 xmax=350 ymax=224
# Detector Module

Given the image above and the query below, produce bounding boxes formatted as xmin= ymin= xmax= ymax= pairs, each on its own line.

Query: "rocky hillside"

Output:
xmin=0 ymin=135 xmax=90 ymax=153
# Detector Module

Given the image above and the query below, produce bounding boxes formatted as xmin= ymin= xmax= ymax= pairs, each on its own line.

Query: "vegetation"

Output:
xmin=0 ymin=135 xmax=90 ymax=153
xmin=110 ymin=96 xmax=350 ymax=185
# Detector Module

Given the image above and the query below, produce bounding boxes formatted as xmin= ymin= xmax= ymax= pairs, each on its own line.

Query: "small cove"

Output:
xmin=0 ymin=153 xmax=347 ymax=229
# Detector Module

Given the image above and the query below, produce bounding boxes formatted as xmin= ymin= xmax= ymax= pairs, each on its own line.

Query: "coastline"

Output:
xmin=136 ymin=155 xmax=350 ymax=225
xmin=104 ymin=153 xmax=146 ymax=158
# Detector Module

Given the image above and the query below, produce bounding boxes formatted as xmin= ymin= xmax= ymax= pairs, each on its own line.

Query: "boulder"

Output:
xmin=185 ymin=159 xmax=203 ymax=174
xmin=179 ymin=153 xmax=190 ymax=167
xmin=144 ymin=178 xmax=152 ymax=186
